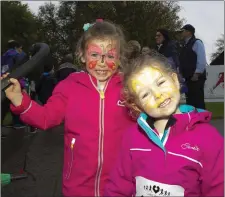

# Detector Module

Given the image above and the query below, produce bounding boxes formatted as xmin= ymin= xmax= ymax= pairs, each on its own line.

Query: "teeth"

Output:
xmin=159 ymin=99 xmax=170 ymax=108
xmin=96 ymin=70 xmax=107 ymax=74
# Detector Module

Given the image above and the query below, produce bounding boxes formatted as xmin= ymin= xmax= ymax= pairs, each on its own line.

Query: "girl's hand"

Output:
xmin=1 ymin=73 xmax=23 ymax=106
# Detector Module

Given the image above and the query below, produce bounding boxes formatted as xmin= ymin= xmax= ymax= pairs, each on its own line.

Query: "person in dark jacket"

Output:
xmin=179 ymin=24 xmax=207 ymax=109
xmin=1 ymin=40 xmax=29 ymax=129
xmin=55 ymin=54 xmax=76 ymax=82
xmin=35 ymin=56 xmax=57 ymax=105
xmin=155 ymin=28 xmax=180 ymax=70
xmin=1 ymin=40 xmax=28 ymax=75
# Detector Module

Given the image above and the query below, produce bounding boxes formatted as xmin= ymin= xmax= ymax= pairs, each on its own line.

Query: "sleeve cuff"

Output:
xmin=10 ymin=92 xmax=32 ymax=115
xmin=195 ymin=69 xmax=204 ymax=74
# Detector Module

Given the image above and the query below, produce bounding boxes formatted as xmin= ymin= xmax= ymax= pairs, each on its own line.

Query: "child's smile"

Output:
xmin=129 ymin=66 xmax=180 ymax=118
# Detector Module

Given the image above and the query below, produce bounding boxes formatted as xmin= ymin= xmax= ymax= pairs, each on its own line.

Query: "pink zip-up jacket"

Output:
xmin=10 ymin=72 xmax=134 ymax=197
xmin=104 ymin=105 xmax=224 ymax=196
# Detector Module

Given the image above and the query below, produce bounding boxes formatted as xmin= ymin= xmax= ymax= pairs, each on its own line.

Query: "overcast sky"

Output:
xmin=24 ymin=1 xmax=224 ymax=63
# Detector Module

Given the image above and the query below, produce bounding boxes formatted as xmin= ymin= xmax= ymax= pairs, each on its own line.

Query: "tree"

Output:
xmin=1 ymin=1 xmax=39 ymax=52
xmin=211 ymin=34 xmax=224 ymax=61
xmin=112 ymin=1 xmax=184 ymax=46
xmin=37 ymin=2 xmax=67 ymax=62
xmin=36 ymin=1 xmax=184 ymax=65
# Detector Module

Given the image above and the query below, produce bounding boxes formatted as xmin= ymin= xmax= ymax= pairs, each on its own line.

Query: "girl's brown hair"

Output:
xmin=126 ymin=40 xmax=141 ymax=60
xmin=76 ymin=20 xmax=128 ymax=68
xmin=122 ymin=51 xmax=181 ymax=119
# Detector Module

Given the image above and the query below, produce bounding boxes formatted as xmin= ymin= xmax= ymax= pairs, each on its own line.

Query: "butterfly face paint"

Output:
xmin=86 ymin=43 xmax=119 ymax=70
xmin=129 ymin=66 xmax=180 ymax=118
xmin=84 ymin=39 xmax=120 ymax=84
xmin=88 ymin=60 xmax=98 ymax=69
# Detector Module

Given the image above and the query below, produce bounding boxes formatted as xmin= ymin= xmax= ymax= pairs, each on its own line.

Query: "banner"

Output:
xmin=181 ymin=65 xmax=224 ymax=102
xmin=204 ymin=65 xmax=224 ymax=101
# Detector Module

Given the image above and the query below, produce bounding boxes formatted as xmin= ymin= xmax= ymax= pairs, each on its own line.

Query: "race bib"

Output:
xmin=136 ymin=176 xmax=184 ymax=196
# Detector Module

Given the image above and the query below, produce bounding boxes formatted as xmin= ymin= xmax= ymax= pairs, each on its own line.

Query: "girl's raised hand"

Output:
xmin=1 ymin=73 xmax=23 ymax=106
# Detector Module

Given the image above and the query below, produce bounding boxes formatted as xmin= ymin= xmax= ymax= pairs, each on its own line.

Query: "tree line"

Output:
xmin=1 ymin=1 xmax=223 ymax=67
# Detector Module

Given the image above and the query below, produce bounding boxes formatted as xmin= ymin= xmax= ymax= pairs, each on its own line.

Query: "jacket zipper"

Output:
xmin=89 ymin=75 xmax=110 ymax=197
xmin=66 ymin=138 xmax=76 ymax=180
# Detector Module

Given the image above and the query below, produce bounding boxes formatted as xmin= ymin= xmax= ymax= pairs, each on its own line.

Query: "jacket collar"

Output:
xmin=137 ymin=104 xmax=212 ymax=152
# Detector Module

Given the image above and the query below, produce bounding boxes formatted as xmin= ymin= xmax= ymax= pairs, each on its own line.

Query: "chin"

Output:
xmin=97 ymin=76 xmax=112 ymax=83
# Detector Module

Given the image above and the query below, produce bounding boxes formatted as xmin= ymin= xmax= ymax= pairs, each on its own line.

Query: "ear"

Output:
xmin=81 ymin=56 xmax=86 ymax=63
xmin=77 ymin=50 xmax=86 ymax=63
xmin=171 ymin=73 xmax=180 ymax=89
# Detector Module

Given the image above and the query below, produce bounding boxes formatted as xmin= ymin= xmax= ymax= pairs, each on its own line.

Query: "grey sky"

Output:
xmin=24 ymin=1 xmax=224 ymax=63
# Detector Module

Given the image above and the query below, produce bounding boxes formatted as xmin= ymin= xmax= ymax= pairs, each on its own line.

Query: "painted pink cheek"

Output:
xmin=106 ymin=61 xmax=117 ymax=70
xmin=88 ymin=60 xmax=98 ymax=69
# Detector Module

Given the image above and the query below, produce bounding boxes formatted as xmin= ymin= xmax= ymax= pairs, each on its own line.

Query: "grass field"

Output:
xmin=206 ymin=102 xmax=224 ymax=119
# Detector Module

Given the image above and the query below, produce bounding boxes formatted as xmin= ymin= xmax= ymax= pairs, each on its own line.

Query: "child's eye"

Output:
xmin=142 ymin=93 xmax=149 ymax=99
xmin=158 ymin=80 xmax=165 ymax=86
xmin=107 ymin=54 xmax=115 ymax=59
xmin=91 ymin=53 xmax=100 ymax=58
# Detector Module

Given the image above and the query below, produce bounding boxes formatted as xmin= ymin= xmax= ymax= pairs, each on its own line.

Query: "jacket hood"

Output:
xmin=172 ymin=104 xmax=212 ymax=134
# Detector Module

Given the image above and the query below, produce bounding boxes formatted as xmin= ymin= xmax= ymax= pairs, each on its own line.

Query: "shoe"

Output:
xmin=29 ymin=128 xmax=38 ymax=133
xmin=13 ymin=124 xmax=26 ymax=129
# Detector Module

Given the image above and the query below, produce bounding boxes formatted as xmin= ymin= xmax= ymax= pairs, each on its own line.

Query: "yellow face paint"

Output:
xmin=129 ymin=66 xmax=179 ymax=110
xmin=130 ymin=67 xmax=161 ymax=94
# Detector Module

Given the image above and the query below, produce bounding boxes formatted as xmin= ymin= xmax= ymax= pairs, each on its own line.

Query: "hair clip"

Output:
xmin=96 ymin=18 xmax=103 ymax=22
xmin=83 ymin=23 xmax=93 ymax=32
xmin=83 ymin=19 xmax=103 ymax=32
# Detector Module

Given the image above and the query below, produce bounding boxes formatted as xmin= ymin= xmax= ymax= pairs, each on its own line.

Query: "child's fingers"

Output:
xmin=9 ymin=78 xmax=20 ymax=86
xmin=0 ymin=73 xmax=10 ymax=80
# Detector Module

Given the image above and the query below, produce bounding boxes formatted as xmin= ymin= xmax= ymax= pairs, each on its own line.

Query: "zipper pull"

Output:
xmin=99 ymin=90 xmax=105 ymax=99
xmin=71 ymin=138 xmax=76 ymax=149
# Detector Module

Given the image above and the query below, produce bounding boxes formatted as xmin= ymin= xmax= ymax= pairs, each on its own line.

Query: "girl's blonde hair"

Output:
xmin=122 ymin=51 xmax=181 ymax=119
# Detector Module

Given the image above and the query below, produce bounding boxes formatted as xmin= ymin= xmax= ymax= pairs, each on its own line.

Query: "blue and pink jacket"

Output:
xmin=104 ymin=105 xmax=224 ymax=196
xmin=10 ymin=72 xmax=134 ymax=197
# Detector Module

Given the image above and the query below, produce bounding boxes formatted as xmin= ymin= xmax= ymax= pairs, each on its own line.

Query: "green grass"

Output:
xmin=2 ymin=111 xmax=13 ymax=126
xmin=206 ymin=102 xmax=224 ymax=119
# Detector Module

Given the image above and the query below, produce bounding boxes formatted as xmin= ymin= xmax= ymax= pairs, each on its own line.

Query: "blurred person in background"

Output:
xmin=155 ymin=28 xmax=180 ymax=70
xmin=35 ymin=55 xmax=57 ymax=105
xmin=141 ymin=46 xmax=151 ymax=55
xmin=55 ymin=54 xmax=77 ymax=82
xmin=179 ymin=24 xmax=207 ymax=109
xmin=1 ymin=40 xmax=28 ymax=74
xmin=126 ymin=40 xmax=141 ymax=61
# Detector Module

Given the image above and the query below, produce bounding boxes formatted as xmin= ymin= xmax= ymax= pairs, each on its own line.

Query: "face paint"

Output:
xmin=131 ymin=67 xmax=159 ymax=93
xmin=130 ymin=67 xmax=180 ymax=111
xmin=106 ymin=59 xmax=120 ymax=70
xmin=87 ymin=44 xmax=102 ymax=56
xmin=105 ymin=48 xmax=119 ymax=70
xmin=88 ymin=60 xmax=98 ymax=69
xmin=144 ymin=94 xmax=167 ymax=109
xmin=107 ymin=48 xmax=119 ymax=59
xmin=86 ymin=43 xmax=119 ymax=70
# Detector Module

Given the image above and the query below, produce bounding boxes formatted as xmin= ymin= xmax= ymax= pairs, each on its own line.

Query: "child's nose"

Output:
xmin=153 ymin=91 xmax=162 ymax=99
xmin=100 ymin=55 xmax=105 ymax=63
